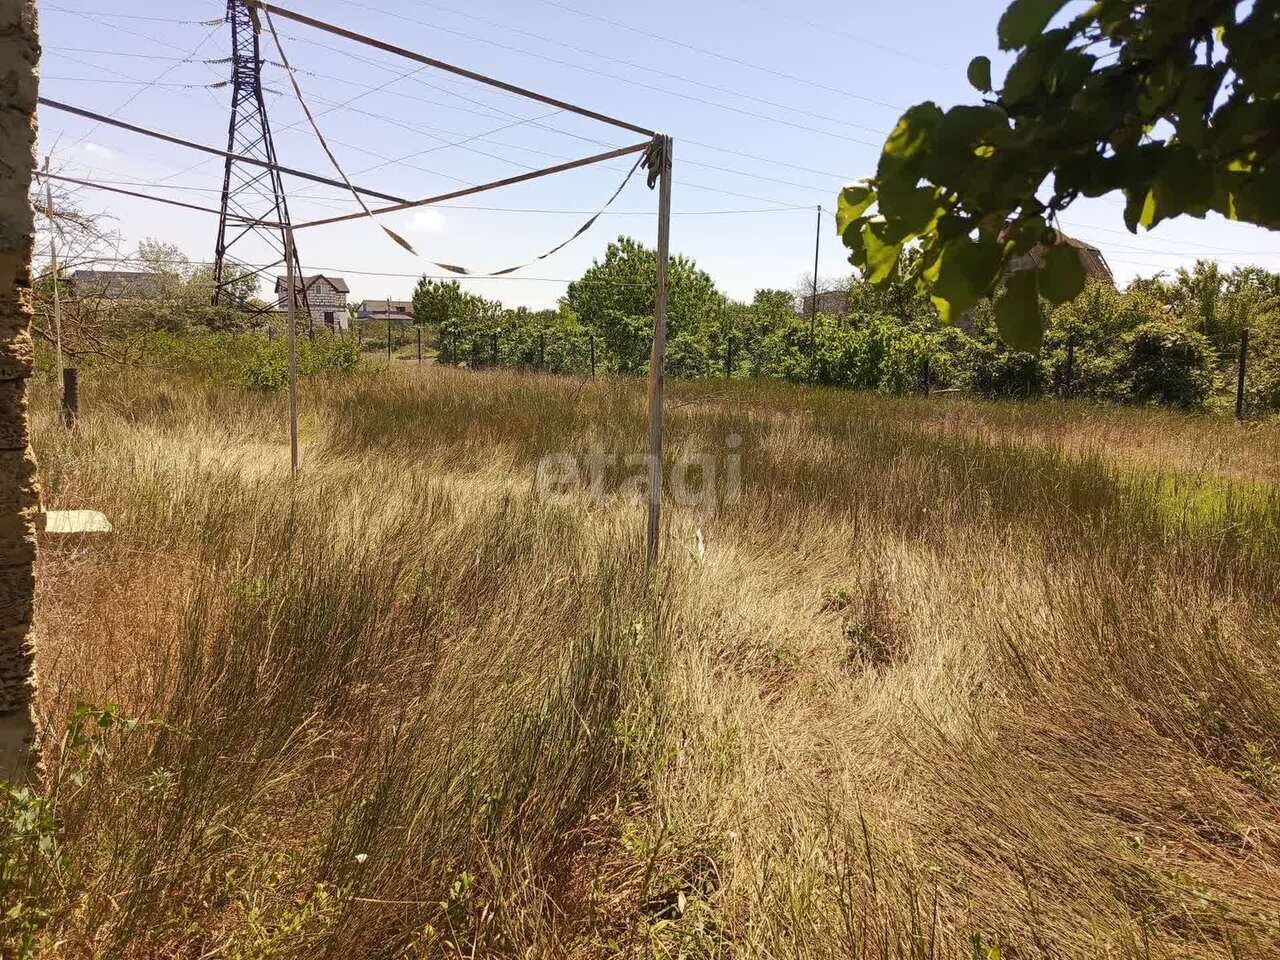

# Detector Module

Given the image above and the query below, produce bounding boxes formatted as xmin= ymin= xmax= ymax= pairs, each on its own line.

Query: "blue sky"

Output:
xmin=36 ymin=0 xmax=1280 ymax=309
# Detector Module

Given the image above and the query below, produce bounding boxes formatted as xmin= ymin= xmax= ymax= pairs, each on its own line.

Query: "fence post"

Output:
xmin=268 ymin=326 xmax=275 ymax=344
xmin=61 ymin=367 xmax=78 ymax=428
xmin=539 ymin=332 xmax=546 ymax=369
xmin=492 ymin=331 xmax=499 ymax=368
xmin=386 ymin=316 xmax=392 ymax=361
xmin=922 ymin=355 xmax=931 ymax=396
xmin=356 ymin=323 xmax=362 ymax=347
xmin=589 ymin=334 xmax=596 ymax=379
xmin=1063 ymin=338 xmax=1075 ymax=398
xmin=417 ymin=326 xmax=422 ymax=364
xmin=725 ymin=334 xmax=733 ymax=378
xmin=1236 ymin=327 xmax=1249 ymax=421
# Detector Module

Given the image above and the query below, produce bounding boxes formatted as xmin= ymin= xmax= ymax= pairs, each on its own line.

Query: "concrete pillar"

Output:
xmin=0 ymin=0 xmax=42 ymax=781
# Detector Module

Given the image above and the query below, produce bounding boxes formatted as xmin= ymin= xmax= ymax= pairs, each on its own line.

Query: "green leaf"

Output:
xmin=861 ymin=222 xmax=903 ymax=284
xmin=882 ymin=103 xmax=943 ymax=164
xmin=995 ymin=269 xmax=1043 ymax=352
xmin=1008 ymin=215 xmax=1049 ymax=254
xmin=879 ymin=185 xmax=947 ymax=236
xmin=997 ymin=0 xmax=1070 ymax=50
xmin=1001 ymin=28 xmax=1071 ymax=103
xmin=1039 ymin=243 xmax=1086 ymax=304
xmin=925 ymin=234 xmax=1002 ymax=325
xmin=877 ymin=103 xmax=944 ymax=191
xmin=1123 ymin=186 xmax=1156 ymax=233
xmin=968 ymin=56 xmax=993 ymax=93
xmin=1147 ymin=145 xmax=1215 ymax=227
xmin=837 ymin=183 xmax=875 ymax=236
xmin=1050 ymin=50 xmax=1096 ymax=96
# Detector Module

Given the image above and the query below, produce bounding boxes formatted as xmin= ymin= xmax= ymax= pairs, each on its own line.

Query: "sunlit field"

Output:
xmin=9 ymin=360 xmax=1280 ymax=958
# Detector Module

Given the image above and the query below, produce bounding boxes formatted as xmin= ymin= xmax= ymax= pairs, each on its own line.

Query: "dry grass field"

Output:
xmin=7 ymin=362 xmax=1280 ymax=958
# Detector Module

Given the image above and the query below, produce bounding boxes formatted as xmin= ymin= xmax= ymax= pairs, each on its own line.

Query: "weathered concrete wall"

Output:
xmin=0 ymin=0 xmax=42 ymax=780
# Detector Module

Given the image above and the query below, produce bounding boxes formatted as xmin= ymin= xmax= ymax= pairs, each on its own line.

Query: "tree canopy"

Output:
xmin=563 ymin=236 xmax=724 ymax=374
xmin=837 ymin=0 xmax=1280 ymax=350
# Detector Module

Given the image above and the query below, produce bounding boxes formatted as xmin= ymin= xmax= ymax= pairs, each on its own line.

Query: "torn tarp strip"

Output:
xmin=425 ymin=148 xmax=647 ymax=278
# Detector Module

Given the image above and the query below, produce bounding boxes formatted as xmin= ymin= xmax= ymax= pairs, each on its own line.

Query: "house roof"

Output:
xmin=68 ymin=270 xmax=168 ymax=297
xmin=357 ymin=299 xmax=413 ymax=318
xmin=274 ymin=274 xmax=350 ymax=294
xmin=71 ymin=269 xmax=151 ymax=282
xmin=1006 ymin=232 xmax=1114 ymax=284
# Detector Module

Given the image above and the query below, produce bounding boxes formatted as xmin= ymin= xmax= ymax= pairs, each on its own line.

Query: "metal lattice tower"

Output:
xmin=211 ymin=0 xmax=308 ymax=322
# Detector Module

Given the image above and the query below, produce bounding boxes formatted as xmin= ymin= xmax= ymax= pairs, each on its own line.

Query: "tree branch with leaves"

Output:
xmin=838 ymin=0 xmax=1279 ymax=350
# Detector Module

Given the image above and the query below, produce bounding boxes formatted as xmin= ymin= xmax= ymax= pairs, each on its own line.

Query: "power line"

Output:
xmin=1059 ymin=219 xmax=1280 ymax=258
xmin=528 ymin=0 xmax=906 ymax=113
xmin=266 ymin=29 xmax=867 ymax=183
xmin=61 ymin=20 xmax=224 ymax=153
xmin=249 ymin=0 xmax=656 ymax=138
xmin=37 ymin=171 xmax=280 ymax=223
xmin=43 ymin=5 xmax=221 ymax=26
xmin=253 ymin=26 xmax=858 ymax=194
xmin=50 ymin=171 xmax=816 ymax=216
xmin=342 ymin=0 xmax=889 ymax=145
xmin=735 ymin=0 xmax=948 ymax=73
xmin=47 ymin=33 xmax=866 ymax=184
xmin=40 ymin=97 xmax=413 ymax=203
xmin=293 ymin=87 xmax=836 ymax=198
xmin=44 ymin=44 xmax=222 ymax=62
xmin=244 ymin=60 xmax=838 ymax=205
xmin=41 ymin=74 xmax=229 ymax=90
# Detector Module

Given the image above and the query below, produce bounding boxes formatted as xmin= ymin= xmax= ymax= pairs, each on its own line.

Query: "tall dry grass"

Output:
xmin=3 ymin=361 xmax=1278 ymax=958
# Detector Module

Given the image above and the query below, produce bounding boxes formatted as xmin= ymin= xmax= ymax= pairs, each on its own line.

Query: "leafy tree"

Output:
xmin=837 ymin=0 xmax=1280 ymax=349
xmin=412 ymin=277 xmax=466 ymax=331
xmin=1154 ymin=261 xmax=1280 ymax=352
xmin=736 ymin=289 xmax=800 ymax=377
xmin=845 ymin=248 xmax=938 ymax=332
xmin=188 ymin=263 xmax=258 ymax=308
xmin=564 ymin=236 xmax=724 ymax=374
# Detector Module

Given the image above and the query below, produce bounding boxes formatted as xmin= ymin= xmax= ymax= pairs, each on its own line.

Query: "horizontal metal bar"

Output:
xmin=38 ymin=171 xmax=285 ymax=225
xmin=38 ymin=97 xmax=409 ymax=204
xmin=293 ymin=141 xmax=652 ymax=230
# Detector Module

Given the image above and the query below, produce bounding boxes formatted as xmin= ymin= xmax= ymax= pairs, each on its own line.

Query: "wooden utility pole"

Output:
xmin=0 ymin=0 xmax=43 ymax=780
xmin=417 ymin=325 xmax=422 ymax=364
xmin=646 ymin=135 xmax=672 ymax=571
xmin=285 ymin=230 xmax=300 ymax=475
xmin=809 ymin=203 xmax=821 ymax=381
xmin=386 ymin=297 xmax=392 ymax=361
xmin=41 ymin=157 xmax=63 ymax=390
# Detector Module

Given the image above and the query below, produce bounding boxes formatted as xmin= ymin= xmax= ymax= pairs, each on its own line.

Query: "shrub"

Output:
xmin=1244 ymin=327 xmax=1280 ymax=416
xmin=1111 ymin=321 xmax=1217 ymax=408
xmin=139 ymin=331 xmax=358 ymax=393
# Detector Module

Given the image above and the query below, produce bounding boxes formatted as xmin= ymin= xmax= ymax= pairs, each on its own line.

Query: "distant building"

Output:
xmin=356 ymin=299 xmax=414 ymax=323
xmin=799 ymin=290 xmax=849 ymax=317
xmin=69 ymin=270 xmax=169 ymax=299
xmin=1006 ymin=233 xmax=1114 ymax=285
xmin=274 ymin=274 xmax=350 ymax=331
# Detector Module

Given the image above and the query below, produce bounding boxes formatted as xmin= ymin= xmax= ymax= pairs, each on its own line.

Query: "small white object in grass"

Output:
xmin=44 ymin=510 xmax=112 ymax=534
xmin=354 ymin=853 xmax=368 ymax=864
xmin=695 ymin=527 xmax=706 ymax=561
